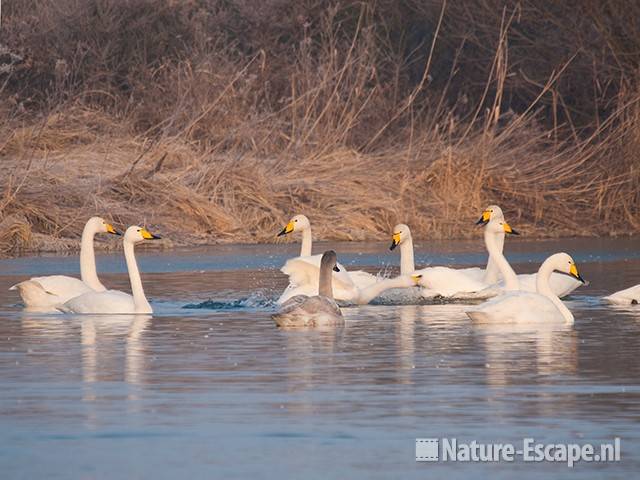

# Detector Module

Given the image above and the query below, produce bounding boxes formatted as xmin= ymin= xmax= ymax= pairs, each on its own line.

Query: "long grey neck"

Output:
xmin=318 ymin=261 xmax=334 ymax=299
xmin=80 ymin=223 xmax=106 ymax=291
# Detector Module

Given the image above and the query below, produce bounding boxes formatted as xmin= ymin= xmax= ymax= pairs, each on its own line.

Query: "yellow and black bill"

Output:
xmin=476 ymin=210 xmax=492 ymax=226
xmin=277 ymin=221 xmax=294 ymax=237
xmin=389 ymin=232 xmax=401 ymax=251
xmin=569 ymin=263 xmax=586 ymax=284
xmin=141 ymin=228 xmax=162 ymax=240
xmin=106 ymin=223 xmax=121 ymax=235
xmin=503 ymin=222 xmax=520 ymax=235
xmin=411 ymin=273 xmax=423 ymax=285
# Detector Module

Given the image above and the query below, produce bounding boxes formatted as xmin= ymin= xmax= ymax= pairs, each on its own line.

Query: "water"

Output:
xmin=1 ymin=238 xmax=639 ymax=479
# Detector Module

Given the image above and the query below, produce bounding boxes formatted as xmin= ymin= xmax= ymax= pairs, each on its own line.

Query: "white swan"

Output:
xmin=10 ymin=216 xmax=120 ymax=309
xmin=389 ymin=206 xmax=510 ymax=287
xmin=466 ymin=253 xmax=585 ymax=324
xmin=604 ymin=284 xmax=640 ymax=305
xmin=277 ymin=215 xmax=414 ymax=304
xmin=476 ymin=205 xmax=582 ymax=297
xmin=273 ymin=250 xmax=344 ymax=327
xmin=391 ymin=206 xmax=582 ymax=298
xmin=414 ymin=217 xmax=520 ymax=298
xmin=59 ymin=226 xmax=161 ymax=314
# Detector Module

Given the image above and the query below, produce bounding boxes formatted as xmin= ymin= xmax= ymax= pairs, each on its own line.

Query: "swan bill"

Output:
xmin=277 ymin=221 xmax=295 ymax=237
xmin=503 ymin=222 xmax=520 ymax=235
xmin=389 ymin=232 xmax=401 ymax=250
xmin=569 ymin=263 xmax=586 ymax=283
xmin=476 ymin=210 xmax=491 ymax=226
xmin=141 ymin=228 xmax=161 ymax=240
xmin=105 ymin=223 xmax=121 ymax=235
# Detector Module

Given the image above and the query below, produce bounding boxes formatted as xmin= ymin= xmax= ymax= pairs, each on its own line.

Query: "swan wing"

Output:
xmin=279 ymin=255 xmax=358 ymax=302
xmin=417 ymin=266 xmax=489 ymax=297
xmin=273 ymin=295 xmax=342 ymax=327
xmin=517 ymin=272 xmax=583 ymax=298
xmin=11 ymin=275 xmax=93 ymax=308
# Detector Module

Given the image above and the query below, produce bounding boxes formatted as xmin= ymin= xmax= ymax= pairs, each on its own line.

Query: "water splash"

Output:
xmin=182 ymin=292 xmax=277 ymax=311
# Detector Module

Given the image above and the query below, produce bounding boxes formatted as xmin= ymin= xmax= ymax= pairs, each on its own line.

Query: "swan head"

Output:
xmin=277 ymin=214 xmax=310 ymax=237
xmin=549 ymin=252 xmax=586 ymax=283
xmin=476 ymin=205 xmax=504 ymax=226
xmin=320 ymin=250 xmax=341 ymax=272
xmin=390 ymin=224 xmax=411 ymax=250
xmin=88 ymin=216 xmax=121 ymax=235
xmin=124 ymin=225 xmax=162 ymax=244
xmin=486 ymin=218 xmax=519 ymax=236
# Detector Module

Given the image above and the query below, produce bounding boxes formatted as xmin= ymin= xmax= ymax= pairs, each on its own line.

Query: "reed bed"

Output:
xmin=0 ymin=0 xmax=638 ymax=256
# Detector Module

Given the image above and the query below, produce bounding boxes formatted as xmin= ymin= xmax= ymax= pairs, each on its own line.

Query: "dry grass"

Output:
xmin=0 ymin=0 xmax=639 ymax=256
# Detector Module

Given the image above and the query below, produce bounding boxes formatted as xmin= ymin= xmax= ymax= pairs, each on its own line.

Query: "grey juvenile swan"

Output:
xmin=272 ymin=250 xmax=344 ymax=327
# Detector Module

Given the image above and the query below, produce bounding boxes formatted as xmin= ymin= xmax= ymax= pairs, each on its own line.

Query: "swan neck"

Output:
xmin=399 ymin=237 xmax=415 ymax=274
xmin=318 ymin=260 xmax=333 ymax=299
xmin=300 ymin=228 xmax=312 ymax=257
xmin=80 ymin=223 xmax=105 ymax=291
xmin=485 ymin=228 xmax=519 ymax=290
xmin=536 ymin=260 xmax=574 ymax=323
xmin=483 ymin=231 xmax=504 ymax=284
xmin=124 ymin=241 xmax=151 ymax=313
xmin=358 ymin=276 xmax=411 ymax=304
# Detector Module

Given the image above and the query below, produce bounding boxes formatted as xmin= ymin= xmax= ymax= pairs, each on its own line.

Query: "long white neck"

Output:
xmin=483 ymin=231 xmax=504 ymax=284
xmin=536 ymin=259 xmax=573 ymax=323
xmin=80 ymin=223 xmax=106 ymax=291
xmin=123 ymin=241 xmax=152 ymax=314
xmin=357 ymin=276 xmax=414 ymax=304
xmin=485 ymin=227 xmax=519 ymax=290
xmin=300 ymin=227 xmax=312 ymax=257
xmin=399 ymin=237 xmax=415 ymax=275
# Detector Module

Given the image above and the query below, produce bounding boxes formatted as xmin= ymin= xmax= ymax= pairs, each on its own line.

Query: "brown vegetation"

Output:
xmin=1 ymin=0 xmax=639 ymax=256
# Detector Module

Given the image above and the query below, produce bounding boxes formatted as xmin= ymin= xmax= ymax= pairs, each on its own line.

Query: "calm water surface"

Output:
xmin=1 ymin=238 xmax=639 ymax=479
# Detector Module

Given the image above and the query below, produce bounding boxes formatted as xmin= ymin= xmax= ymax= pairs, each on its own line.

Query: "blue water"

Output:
xmin=1 ymin=238 xmax=639 ymax=479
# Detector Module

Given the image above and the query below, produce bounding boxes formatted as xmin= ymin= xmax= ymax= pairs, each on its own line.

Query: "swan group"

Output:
xmin=7 ymin=205 xmax=638 ymax=324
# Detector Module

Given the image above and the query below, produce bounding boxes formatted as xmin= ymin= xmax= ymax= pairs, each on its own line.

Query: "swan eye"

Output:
xmin=294 ymin=219 xmax=298 ymax=223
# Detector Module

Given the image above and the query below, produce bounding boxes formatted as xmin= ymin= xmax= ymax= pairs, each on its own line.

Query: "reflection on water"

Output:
xmin=1 ymin=239 xmax=640 ymax=479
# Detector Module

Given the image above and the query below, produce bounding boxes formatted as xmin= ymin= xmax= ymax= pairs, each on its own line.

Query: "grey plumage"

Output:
xmin=272 ymin=250 xmax=344 ymax=327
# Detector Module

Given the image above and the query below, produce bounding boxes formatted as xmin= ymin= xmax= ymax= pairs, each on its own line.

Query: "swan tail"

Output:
xmin=10 ymin=280 xmax=59 ymax=307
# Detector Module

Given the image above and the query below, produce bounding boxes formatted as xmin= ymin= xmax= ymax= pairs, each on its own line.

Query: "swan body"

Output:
xmin=279 ymin=256 xmax=418 ymax=305
xmin=604 ymin=284 xmax=640 ymax=305
xmin=276 ymin=215 xmax=408 ymax=304
xmin=273 ymin=251 xmax=344 ymax=327
xmin=413 ymin=217 xmax=520 ymax=299
xmin=10 ymin=217 xmax=120 ymax=309
xmin=466 ymin=253 xmax=585 ymax=324
xmin=59 ymin=226 xmax=161 ymax=314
